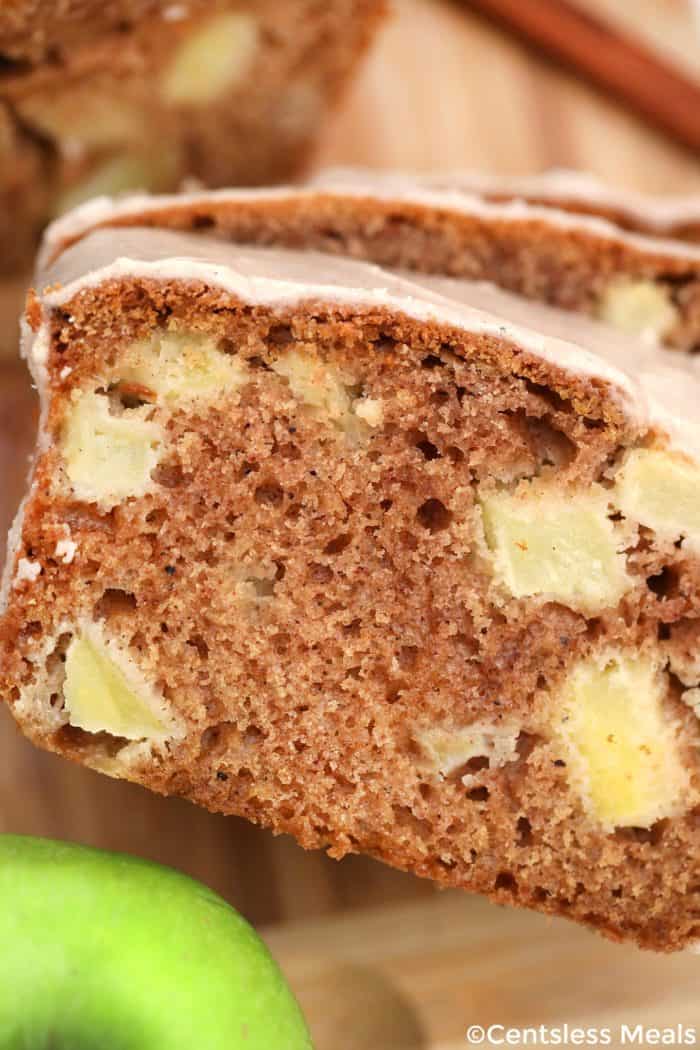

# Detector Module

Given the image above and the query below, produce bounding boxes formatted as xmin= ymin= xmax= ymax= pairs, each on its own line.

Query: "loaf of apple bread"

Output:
xmin=2 ymin=221 xmax=700 ymax=952
xmin=0 ymin=2 xmax=385 ymax=280
xmin=0 ymin=5 xmax=385 ymax=358
xmin=45 ymin=170 xmax=700 ymax=353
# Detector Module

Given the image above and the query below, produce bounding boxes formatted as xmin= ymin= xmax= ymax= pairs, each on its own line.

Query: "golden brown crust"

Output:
xmin=2 ymin=275 xmax=699 ymax=952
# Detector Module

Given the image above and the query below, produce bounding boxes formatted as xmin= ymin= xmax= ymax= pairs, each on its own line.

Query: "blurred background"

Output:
xmin=1 ymin=1 xmax=699 ymax=1046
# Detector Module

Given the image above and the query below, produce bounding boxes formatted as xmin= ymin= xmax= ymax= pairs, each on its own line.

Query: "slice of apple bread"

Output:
xmin=2 ymin=227 xmax=700 ymax=951
xmin=403 ymin=169 xmax=700 ymax=243
xmin=44 ymin=170 xmax=700 ymax=352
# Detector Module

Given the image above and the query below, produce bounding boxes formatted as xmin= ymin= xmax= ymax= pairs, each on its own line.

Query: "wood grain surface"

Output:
xmin=1 ymin=0 xmax=699 ymax=1037
xmin=265 ymin=893 xmax=700 ymax=1049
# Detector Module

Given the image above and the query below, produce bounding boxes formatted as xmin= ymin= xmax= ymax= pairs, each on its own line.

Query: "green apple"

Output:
xmin=0 ymin=835 xmax=312 ymax=1049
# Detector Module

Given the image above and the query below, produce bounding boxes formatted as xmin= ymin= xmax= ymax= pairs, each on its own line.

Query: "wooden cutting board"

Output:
xmin=266 ymin=893 xmax=700 ymax=1050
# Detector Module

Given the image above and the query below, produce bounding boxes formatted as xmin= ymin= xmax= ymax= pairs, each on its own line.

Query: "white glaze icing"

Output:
xmin=313 ymin=168 xmax=700 ymax=233
xmin=25 ymin=227 xmax=700 ymax=465
xmin=41 ymin=170 xmax=700 ymax=270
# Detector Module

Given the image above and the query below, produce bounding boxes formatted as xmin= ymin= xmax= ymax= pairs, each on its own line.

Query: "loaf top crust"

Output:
xmin=29 ymin=226 xmax=700 ymax=462
xmin=41 ymin=170 xmax=700 ymax=267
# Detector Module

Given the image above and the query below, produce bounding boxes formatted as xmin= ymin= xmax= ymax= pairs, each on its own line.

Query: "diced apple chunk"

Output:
xmin=480 ymin=481 xmax=632 ymax=613
xmin=596 ymin=280 xmax=678 ymax=343
xmin=61 ymin=392 xmax=162 ymax=508
xmin=119 ymin=330 xmax=247 ymax=402
xmin=272 ymin=351 xmax=353 ymax=420
xmin=554 ymin=650 xmax=688 ymax=829
xmin=613 ymin=448 xmax=700 ymax=551
xmin=354 ymin=397 xmax=384 ymax=428
xmin=234 ymin=562 xmax=277 ymax=603
xmin=54 ymin=151 xmax=179 ymax=216
xmin=271 ymin=350 xmax=375 ymax=439
xmin=161 ymin=12 xmax=259 ymax=105
xmin=17 ymin=92 xmax=147 ymax=151
xmin=420 ymin=722 xmax=520 ymax=781
xmin=63 ymin=631 xmax=172 ymax=741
